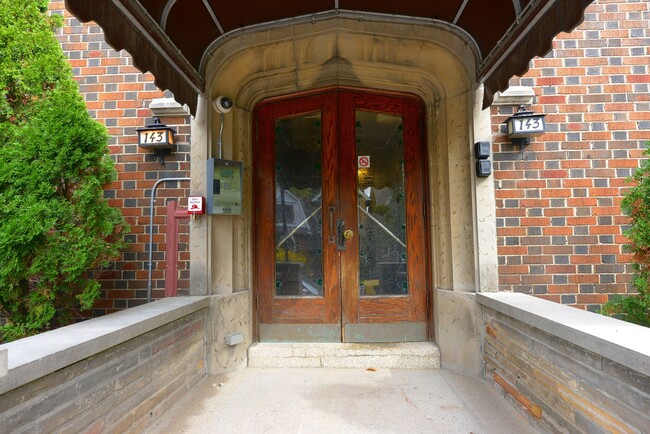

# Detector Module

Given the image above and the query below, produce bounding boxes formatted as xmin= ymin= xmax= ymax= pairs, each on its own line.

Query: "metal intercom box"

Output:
xmin=206 ymin=158 xmax=243 ymax=215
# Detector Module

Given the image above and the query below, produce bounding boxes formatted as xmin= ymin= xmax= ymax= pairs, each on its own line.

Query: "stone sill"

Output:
xmin=492 ymin=86 xmax=535 ymax=106
xmin=0 ymin=296 xmax=210 ymax=395
xmin=477 ymin=292 xmax=650 ymax=377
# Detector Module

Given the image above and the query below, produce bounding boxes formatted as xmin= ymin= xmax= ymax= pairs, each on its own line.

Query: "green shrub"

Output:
xmin=0 ymin=0 xmax=128 ymax=341
xmin=600 ymin=144 xmax=650 ymax=327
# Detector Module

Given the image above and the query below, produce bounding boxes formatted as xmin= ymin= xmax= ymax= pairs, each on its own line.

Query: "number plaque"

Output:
xmin=136 ymin=119 xmax=175 ymax=149
xmin=505 ymin=111 xmax=547 ymax=139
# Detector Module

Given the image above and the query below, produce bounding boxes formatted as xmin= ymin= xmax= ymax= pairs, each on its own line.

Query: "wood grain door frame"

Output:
xmin=253 ymin=87 xmax=430 ymax=342
xmin=254 ymin=92 xmax=340 ymax=327
xmin=338 ymin=91 xmax=428 ymax=341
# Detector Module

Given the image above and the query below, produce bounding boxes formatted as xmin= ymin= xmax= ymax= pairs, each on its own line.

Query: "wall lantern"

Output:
xmin=504 ymin=105 xmax=546 ymax=147
xmin=136 ymin=117 xmax=175 ymax=163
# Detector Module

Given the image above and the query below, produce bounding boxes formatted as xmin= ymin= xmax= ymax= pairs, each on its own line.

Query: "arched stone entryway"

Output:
xmin=190 ymin=16 xmax=497 ymax=374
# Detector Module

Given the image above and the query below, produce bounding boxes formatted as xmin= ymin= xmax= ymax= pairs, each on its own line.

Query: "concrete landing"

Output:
xmin=248 ymin=342 xmax=440 ymax=369
xmin=147 ymin=368 xmax=539 ymax=434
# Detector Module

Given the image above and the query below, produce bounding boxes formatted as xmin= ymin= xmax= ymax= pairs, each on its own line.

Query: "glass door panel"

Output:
xmin=355 ymin=111 xmax=408 ymax=297
xmin=274 ymin=114 xmax=324 ymax=297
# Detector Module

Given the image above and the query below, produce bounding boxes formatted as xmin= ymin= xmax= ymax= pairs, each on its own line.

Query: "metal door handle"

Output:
xmin=337 ymin=218 xmax=346 ymax=251
xmin=328 ymin=206 xmax=335 ymax=243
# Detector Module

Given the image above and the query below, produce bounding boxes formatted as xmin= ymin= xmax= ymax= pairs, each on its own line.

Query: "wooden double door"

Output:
xmin=255 ymin=89 xmax=428 ymax=342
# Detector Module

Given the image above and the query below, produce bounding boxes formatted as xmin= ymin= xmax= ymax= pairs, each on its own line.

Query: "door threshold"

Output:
xmin=248 ymin=342 xmax=440 ymax=369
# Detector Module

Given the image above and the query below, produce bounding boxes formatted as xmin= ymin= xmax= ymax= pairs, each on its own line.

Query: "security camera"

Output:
xmin=213 ymin=95 xmax=233 ymax=114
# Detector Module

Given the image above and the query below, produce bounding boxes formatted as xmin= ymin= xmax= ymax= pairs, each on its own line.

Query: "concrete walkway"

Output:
xmin=148 ymin=368 xmax=538 ymax=433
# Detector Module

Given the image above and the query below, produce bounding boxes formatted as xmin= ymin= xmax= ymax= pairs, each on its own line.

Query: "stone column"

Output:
xmin=472 ymin=85 xmax=499 ymax=293
xmin=189 ymin=95 xmax=211 ymax=295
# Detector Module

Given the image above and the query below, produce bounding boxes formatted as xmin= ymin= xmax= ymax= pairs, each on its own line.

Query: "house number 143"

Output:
xmin=141 ymin=130 xmax=165 ymax=143
xmin=515 ymin=117 xmax=543 ymax=132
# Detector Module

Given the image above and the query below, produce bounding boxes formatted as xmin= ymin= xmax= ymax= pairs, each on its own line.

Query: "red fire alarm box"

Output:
xmin=188 ymin=196 xmax=205 ymax=215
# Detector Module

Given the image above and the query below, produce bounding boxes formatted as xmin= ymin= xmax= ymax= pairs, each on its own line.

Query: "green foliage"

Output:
xmin=0 ymin=1 xmax=128 ymax=341
xmin=600 ymin=144 xmax=650 ymax=327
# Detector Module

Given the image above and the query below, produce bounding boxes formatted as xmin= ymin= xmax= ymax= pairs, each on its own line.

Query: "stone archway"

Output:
xmin=190 ymin=16 xmax=497 ymax=374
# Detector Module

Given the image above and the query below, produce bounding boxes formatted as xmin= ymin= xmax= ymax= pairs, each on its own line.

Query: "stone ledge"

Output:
xmin=148 ymin=97 xmax=190 ymax=117
xmin=477 ymin=292 xmax=650 ymax=377
xmin=0 ymin=296 xmax=210 ymax=395
xmin=492 ymin=86 xmax=535 ymax=106
xmin=0 ymin=348 xmax=6 ymax=378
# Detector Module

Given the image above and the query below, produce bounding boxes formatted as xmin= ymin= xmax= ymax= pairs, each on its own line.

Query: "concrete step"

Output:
xmin=248 ymin=342 xmax=440 ymax=369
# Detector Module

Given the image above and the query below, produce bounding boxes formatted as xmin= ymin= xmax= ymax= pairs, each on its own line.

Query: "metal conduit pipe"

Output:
xmin=147 ymin=177 xmax=191 ymax=302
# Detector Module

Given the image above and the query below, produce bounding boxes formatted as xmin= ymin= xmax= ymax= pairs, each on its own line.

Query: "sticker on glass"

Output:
xmin=358 ymin=155 xmax=370 ymax=168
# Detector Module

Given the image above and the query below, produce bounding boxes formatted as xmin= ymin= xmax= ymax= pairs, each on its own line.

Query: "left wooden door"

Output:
xmin=255 ymin=93 xmax=343 ymax=342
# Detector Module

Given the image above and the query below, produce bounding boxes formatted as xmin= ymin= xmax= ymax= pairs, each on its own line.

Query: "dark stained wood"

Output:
xmin=358 ymin=297 xmax=412 ymax=321
xmin=254 ymin=100 xmax=277 ymax=324
xmin=402 ymin=96 xmax=428 ymax=323
xmin=337 ymin=91 xmax=359 ymax=328
xmin=255 ymin=93 xmax=341 ymax=326
xmin=208 ymin=0 xmax=332 ymax=33
xmin=340 ymin=0 xmax=462 ymax=21
xmin=339 ymin=91 xmax=428 ymax=329
xmin=322 ymin=93 xmax=342 ymax=324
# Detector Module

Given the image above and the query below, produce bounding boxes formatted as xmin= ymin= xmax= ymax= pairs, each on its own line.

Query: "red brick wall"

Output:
xmin=492 ymin=0 xmax=650 ymax=311
xmin=51 ymin=0 xmax=649 ymax=315
xmin=49 ymin=2 xmax=192 ymax=315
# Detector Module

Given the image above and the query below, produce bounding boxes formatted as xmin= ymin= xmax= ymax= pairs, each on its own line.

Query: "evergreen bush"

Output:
xmin=600 ymin=144 xmax=650 ymax=327
xmin=0 ymin=0 xmax=128 ymax=341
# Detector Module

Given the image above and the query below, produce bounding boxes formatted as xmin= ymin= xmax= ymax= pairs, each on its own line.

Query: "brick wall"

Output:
xmin=49 ymin=2 xmax=192 ymax=315
xmin=50 ymin=0 xmax=649 ymax=315
xmin=493 ymin=0 xmax=650 ymax=311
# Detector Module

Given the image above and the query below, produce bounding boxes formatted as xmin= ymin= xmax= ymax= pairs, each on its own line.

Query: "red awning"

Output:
xmin=65 ymin=0 xmax=594 ymax=115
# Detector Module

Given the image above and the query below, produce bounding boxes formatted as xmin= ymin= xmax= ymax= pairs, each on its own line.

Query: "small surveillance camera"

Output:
xmin=213 ymin=95 xmax=233 ymax=114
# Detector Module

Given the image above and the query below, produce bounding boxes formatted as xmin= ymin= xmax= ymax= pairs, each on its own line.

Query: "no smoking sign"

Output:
xmin=357 ymin=155 xmax=370 ymax=168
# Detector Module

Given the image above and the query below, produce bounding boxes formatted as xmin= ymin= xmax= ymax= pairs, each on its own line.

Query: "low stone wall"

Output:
xmin=0 ymin=348 xmax=6 ymax=378
xmin=478 ymin=293 xmax=649 ymax=433
xmin=0 ymin=297 xmax=209 ymax=433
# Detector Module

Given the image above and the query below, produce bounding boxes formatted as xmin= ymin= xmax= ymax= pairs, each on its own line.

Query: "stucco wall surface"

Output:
xmin=208 ymin=291 xmax=253 ymax=374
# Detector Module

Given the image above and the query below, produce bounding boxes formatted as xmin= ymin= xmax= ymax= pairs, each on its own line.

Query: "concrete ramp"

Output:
xmin=147 ymin=368 xmax=538 ymax=433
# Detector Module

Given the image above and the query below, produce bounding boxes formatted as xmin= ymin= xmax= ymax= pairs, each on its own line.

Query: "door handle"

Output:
xmin=337 ymin=218 xmax=347 ymax=251
xmin=337 ymin=219 xmax=345 ymax=250
xmin=328 ymin=206 xmax=335 ymax=243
